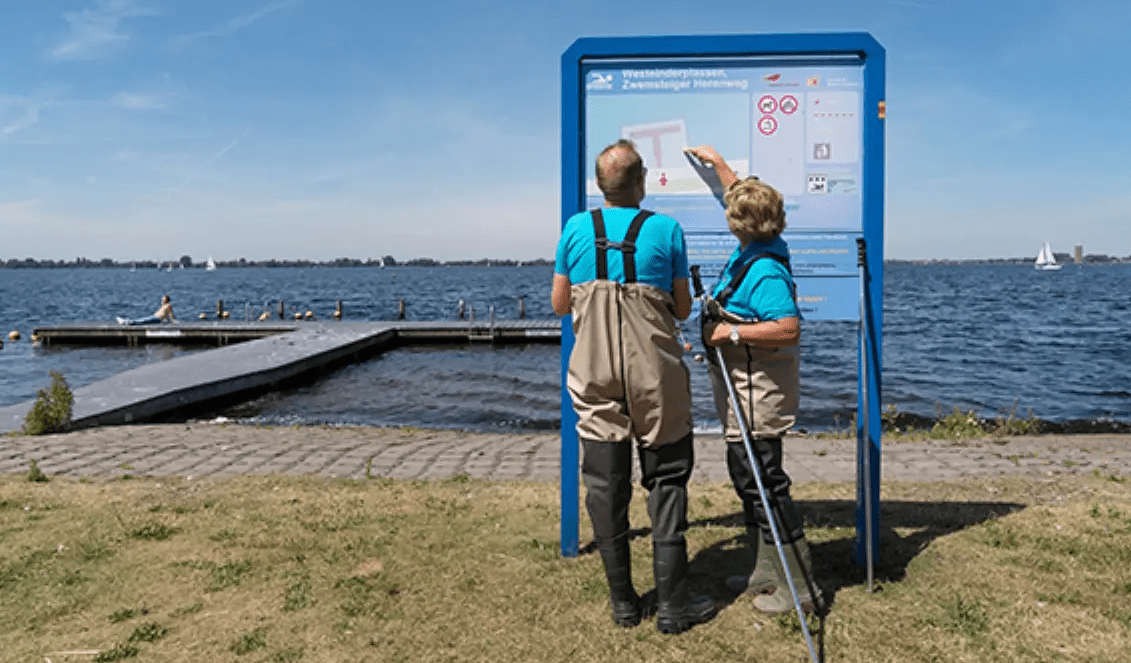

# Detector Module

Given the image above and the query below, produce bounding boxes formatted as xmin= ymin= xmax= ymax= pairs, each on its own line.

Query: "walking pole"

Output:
xmin=691 ymin=266 xmax=819 ymax=663
xmin=857 ymin=238 xmax=875 ymax=594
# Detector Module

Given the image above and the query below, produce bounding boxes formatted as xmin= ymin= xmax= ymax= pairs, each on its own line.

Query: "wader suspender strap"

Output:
xmin=591 ymin=209 xmax=655 ymax=283
xmin=716 ymin=253 xmax=794 ymax=310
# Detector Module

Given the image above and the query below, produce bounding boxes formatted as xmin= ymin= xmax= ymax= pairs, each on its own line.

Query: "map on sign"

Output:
xmin=582 ymin=62 xmax=866 ymax=320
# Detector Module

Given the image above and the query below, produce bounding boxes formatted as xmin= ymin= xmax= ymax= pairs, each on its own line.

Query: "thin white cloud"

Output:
xmin=0 ymin=89 xmax=63 ymax=138
xmin=114 ymin=92 xmax=164 ymax=109
xmin=170 ymin=129 xmax=250 ymax=192
xmin=207 ymin=134 xmax=244 ymax=164
xmin=49 ymin=0 xmax=156 ymax=62
xmin=887 ymin=0 xmax=943 ymax=8
xmin=170 ymin=0 xmax=296 ymax=48
xmin=1 ymin=99 xmax=44 ymax=136
xmin=113 ymin=85 xmax=183 ymax=110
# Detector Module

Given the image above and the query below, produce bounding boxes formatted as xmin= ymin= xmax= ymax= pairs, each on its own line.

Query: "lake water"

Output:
xmin=1 ymin=263 xmax=1128 ymax=433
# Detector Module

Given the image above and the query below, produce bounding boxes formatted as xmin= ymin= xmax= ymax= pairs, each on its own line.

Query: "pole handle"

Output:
xmin=690 ymin=265 xmax=705 ymax=298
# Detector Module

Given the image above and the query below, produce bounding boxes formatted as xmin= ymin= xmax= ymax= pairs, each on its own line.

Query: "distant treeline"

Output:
xmin=0 ymin=255 xmax=555 ymax=269
xmin=887 ymin=253 xmax=1131 ymax=266
xmin=4 ymin=254 xmax=1128 ymax=269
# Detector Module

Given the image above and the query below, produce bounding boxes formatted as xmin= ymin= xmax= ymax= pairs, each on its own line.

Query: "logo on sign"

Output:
xmin=757 ymin=95 xmax=778 ymax=114
xmin=587 ymin=73 xmax=613 ymax=91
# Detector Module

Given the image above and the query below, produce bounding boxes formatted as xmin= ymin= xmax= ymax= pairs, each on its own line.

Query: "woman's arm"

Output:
xmin=684 ymin=145 xmax=740 ymax=189
xmin=706 ymin=316 xmax=799 ymax=348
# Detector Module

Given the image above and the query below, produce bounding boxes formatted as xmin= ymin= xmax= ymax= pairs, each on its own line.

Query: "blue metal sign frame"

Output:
xmin=560 ymin=33 xmax=884 ymax=568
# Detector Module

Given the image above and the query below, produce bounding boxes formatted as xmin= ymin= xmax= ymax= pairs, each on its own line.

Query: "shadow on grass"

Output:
xmin=692 ymin=497 xmax=1026 ymax=610
xmin=578 ymin=497 xmax=1024 ymax=644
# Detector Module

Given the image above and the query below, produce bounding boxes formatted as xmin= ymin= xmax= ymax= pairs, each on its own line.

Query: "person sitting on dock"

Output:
xmin=116 ymin=294 xmax=177 ymax=326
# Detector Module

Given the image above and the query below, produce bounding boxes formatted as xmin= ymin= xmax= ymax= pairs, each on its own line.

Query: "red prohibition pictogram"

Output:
xmin=757 ymin=95 xmax=778 ymax=114
xmin=779 ymin=94 xmax=799 ymax=115
xmin=758 ymin=115 xmax=778 ymax=136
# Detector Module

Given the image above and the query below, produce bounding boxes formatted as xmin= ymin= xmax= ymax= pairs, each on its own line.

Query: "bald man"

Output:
xmin=552 ymin=139 xmax=713 ymax=634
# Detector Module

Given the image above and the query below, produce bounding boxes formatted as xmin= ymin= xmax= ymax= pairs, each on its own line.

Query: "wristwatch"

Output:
xmin=728 ymin=324 xmax=741 ymax=345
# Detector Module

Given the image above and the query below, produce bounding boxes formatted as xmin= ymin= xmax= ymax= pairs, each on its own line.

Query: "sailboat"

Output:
xmin=205 ymin=255 xmax=217 ymax=271
xmin=1034 ymin=242 xmax=1062 ymax=271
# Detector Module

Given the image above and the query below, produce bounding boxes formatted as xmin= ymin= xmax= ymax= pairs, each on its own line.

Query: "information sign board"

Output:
xmin=561 ymin=33 xmax=884 ymax=572
xmin=582 ymin=56 xmax=866 ymax=319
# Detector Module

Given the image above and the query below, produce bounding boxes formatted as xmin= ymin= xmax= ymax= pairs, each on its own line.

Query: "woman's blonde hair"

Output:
xmin=723 ymin=177 xmax=786 ymax=244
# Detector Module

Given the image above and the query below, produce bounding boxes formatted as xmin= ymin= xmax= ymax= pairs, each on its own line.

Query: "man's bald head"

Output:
xmin=596 ymin=139 xmax=645 ymax=206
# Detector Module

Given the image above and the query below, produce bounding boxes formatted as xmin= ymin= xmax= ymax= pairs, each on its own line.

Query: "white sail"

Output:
xmin=206 ymin=255 xmax=217 ymax=271
xmin=1035 ymin=242 xmax=1061 ymax=270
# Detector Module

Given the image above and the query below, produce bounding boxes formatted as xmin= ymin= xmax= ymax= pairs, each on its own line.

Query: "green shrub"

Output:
xmin=230 ymin=627 xmax=267 ymax=655
xmin=930 ymin=407 xmax=987 ymax=439
xmin=127 ymin=622 xmax=168 ymax=643
xmin=990 ymin=402 xmax=1041 ymax=435
xmin=22 ymin=371 xmax=74 ymax=435
xmin=26 ymin=459 xmax=50 ymax=483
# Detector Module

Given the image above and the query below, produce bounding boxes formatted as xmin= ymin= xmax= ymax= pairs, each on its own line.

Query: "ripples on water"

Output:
xmin=1 ymin=264 xmax=1128 ymax=432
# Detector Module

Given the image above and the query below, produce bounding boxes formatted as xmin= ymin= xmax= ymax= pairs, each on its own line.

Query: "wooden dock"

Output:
xmin=31 ymin=319 xmax=560 ymax=347
xmin=1 ymin=319 xmax=561 ymax=434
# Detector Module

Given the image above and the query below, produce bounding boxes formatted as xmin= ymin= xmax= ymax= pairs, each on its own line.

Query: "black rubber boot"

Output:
xmin=581 ymin=439 xmax=639 ymax=627
xmin=725 ymin=527 xmax=778 ymax=595
xmin=653 ymin=540 xmax=716 ymax=634
xmin=752 ymin=537 xmax=819 ymax=615
xmin=598 ymin=537 xmax=642 ymax=627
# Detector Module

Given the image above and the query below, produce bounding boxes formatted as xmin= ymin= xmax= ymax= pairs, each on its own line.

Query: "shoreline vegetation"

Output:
xmin=873 ymin=406 xmax=1131 ymax=439
xmin=2 ymin=255 xmax=1130 ymax=269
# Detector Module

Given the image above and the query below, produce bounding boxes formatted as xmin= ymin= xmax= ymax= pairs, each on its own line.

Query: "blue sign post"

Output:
xmin=560 ymin=33 xmax=884 ymax=573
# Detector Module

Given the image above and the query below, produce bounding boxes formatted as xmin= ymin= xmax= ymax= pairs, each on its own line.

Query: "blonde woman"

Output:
xmin=685 ymin=145 xmax=818 ymax=615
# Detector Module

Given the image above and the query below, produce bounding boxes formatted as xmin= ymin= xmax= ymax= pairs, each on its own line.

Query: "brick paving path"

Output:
xmin=3 ymin=424 xmax=1130 ymax=483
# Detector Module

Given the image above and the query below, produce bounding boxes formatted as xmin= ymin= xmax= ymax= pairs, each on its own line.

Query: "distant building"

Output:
xmin=1074 ymin=244 xmax=1083 ymax=263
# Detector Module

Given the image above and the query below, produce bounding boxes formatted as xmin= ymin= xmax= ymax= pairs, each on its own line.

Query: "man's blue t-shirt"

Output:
xmin=555 ymin=208 xmax=690 ymax=291
xmin=711 ymin=237 xmax=799 ymax=322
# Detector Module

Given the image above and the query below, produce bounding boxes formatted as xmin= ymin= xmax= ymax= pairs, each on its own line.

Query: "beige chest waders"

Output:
xmin=566 ymin=209 xmax=692 ymax=448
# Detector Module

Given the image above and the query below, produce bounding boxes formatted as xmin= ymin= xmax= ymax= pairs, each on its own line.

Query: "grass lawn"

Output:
xmin=2 ymin=469 xmax=1130 ymax=662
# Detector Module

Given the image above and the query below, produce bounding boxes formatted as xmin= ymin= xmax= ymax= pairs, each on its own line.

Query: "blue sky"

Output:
xmin=2 ymin=0 xmax=1129 ymax=262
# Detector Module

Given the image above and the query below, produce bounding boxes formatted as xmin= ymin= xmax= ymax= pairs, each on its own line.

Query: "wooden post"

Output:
xmin=278 ymin=301 xmax=285 ymax=319
xmin=457 ymin=299 xmax=466 ymax=320
xmin=333 ymin=300 xmax=343 ymax=319
xmin=216 ymin=300 xmax=224 ymax=318
xmin=398 ymin=299 xmax=406 ymax=320
xmin=518 ymin=296 xmax=526 ymax=319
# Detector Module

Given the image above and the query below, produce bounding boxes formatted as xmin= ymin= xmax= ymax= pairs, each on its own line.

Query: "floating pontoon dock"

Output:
xmin=0 ymin=320 xmax=560 ymax=434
